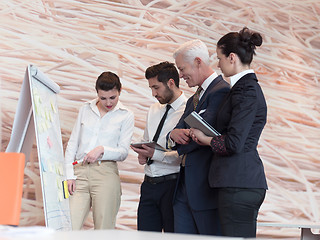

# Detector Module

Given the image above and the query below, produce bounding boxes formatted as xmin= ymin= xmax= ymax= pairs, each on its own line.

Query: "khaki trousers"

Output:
xmin=69 ymin=161 xmax=121 ymax=230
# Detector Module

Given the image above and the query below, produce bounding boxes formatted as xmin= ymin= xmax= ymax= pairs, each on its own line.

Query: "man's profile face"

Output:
xmin=148 ymin=77 xmax=174 ymax=104
xmin=175 ymin=54 xmax=200 ymax=88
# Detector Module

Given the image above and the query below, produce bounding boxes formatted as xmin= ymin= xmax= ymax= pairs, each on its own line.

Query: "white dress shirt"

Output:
xmin=64 ymin=98 xmax=134 ymax=179
xmin=143 ymin=93 xmax=187 ymax=177
xmin=198 ymin=71 xmax=218 ymax=100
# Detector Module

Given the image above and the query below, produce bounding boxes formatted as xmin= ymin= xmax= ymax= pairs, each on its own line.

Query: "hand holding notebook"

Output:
xmin=184 ymin=111 xmax=221 ymax=137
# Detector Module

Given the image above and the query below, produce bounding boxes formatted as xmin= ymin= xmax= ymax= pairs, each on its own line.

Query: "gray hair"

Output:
xmin=173 ymin=39 xmax=210 ymax=65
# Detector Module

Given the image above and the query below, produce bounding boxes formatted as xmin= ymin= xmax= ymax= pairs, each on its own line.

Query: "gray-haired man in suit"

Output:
xmin=168 ymin=39 xmax=230 ymax=235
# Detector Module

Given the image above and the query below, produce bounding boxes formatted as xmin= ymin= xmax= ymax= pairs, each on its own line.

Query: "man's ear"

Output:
xmin=195 ymin=57 xmax=202 ymax=66
xmin=167 ymin=78 xmax=175 ymax=88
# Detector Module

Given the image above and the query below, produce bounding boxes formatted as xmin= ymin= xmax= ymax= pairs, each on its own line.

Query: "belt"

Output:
xmin=144 ymin=173 xmax=179 ymax=184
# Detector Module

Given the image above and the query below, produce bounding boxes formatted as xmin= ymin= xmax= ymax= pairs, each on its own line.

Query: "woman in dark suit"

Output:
xmin=190 ymin=27 xmax=268 ymax=238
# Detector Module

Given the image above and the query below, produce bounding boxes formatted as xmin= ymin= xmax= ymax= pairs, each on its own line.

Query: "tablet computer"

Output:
xmin=130 ymin=141 xmax=169 ymax=152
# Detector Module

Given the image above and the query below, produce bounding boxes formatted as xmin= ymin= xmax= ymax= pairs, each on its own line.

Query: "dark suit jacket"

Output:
xmin=172 ymin=75 xmax=230 ymax=211
xmin=209 ymin=73 xmax=268 ymax=189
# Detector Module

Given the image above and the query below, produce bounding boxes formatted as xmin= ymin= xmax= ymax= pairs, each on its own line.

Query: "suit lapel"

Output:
xmin=195 ymin=75 xmax=221 ymax=111
xmin=233 ymin=73 xmax=257 ymax=89
xmin=185 ymin=98 xmax=195 ymax=115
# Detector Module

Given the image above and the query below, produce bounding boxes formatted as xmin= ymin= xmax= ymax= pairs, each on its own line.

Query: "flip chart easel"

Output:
xmin=6 ymin=65 xmax=71 ymax=230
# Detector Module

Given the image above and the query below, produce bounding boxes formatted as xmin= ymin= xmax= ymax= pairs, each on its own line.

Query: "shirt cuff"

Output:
xmin=167 ymin=133 xmax=176 ymax=149
xmin=151 ymin=149 xmax=165 ymax=162
xmin=65 ymin=163 xmax=77 ymax=180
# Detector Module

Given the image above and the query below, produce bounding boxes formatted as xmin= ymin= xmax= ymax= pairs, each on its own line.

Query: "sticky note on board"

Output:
xmin=47 ymin=136 xmax=53 ymax=148
xmin=49 ymin=111 xmax=53 ymax=122
xmin=41 ymin=158 xmax=48 ymax=172
xmin=55 ymin=162 xmax=64 ymax=176
xmin=34 ymin=101 xmax=39 ymax=115
xmin=62 ymin=180 xmax=69 ymax=199
xmin=51 ymin=101 xmax=57 ymax=113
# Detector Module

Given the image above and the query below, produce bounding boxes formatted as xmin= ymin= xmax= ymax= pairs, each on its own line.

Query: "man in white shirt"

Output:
xmin=131 ymin=62 xmax=187 ymax=232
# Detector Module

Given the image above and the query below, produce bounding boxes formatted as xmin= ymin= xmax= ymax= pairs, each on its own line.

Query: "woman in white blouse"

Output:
xmin=64 ymin=72 xmax=134 ymax=230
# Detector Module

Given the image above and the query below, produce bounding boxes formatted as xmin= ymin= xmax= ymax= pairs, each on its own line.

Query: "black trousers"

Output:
xmin=137 ymin=177 xmax=177 ymax=232
xmin=218 ymin=187 xmax=266 ymax=238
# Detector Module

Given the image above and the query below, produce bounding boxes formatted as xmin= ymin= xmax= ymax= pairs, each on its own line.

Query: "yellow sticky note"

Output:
xmin=55 ymin=162 xmax=64 ymax=176
xmin=49 ymin=111 xmax=53 ymax=122
xmin=51 ymin=101 xmax=57 ymax=113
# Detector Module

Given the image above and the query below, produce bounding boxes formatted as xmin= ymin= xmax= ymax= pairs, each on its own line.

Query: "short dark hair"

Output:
xmin=145 ymin=61 xmax=179 ymax=87
xmin=95 ymin=71 xmax=121 ymax=92
xmin=217 ymin=27 xmax=263 ymax=65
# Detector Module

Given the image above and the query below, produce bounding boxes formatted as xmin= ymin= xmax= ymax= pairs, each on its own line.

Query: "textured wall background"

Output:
xmin=0 ymin=0 xmax=319 ymax=238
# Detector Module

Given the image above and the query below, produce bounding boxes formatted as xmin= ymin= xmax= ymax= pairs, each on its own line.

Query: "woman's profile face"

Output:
xmin=97 ymin=87 xmax=120 ymax=113
xmin=216 ymin=47 xmax=233 ymax=78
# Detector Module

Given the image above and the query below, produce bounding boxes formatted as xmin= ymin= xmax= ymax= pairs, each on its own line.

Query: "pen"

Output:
xmin=72 ymin=159 xmax=102 ymax=165
xmin=72 ymin=159 xmax=84 ymax=165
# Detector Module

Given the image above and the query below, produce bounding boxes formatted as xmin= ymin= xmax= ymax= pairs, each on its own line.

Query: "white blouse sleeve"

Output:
xmin=64 ymin=108 xmax=83 ymax=180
